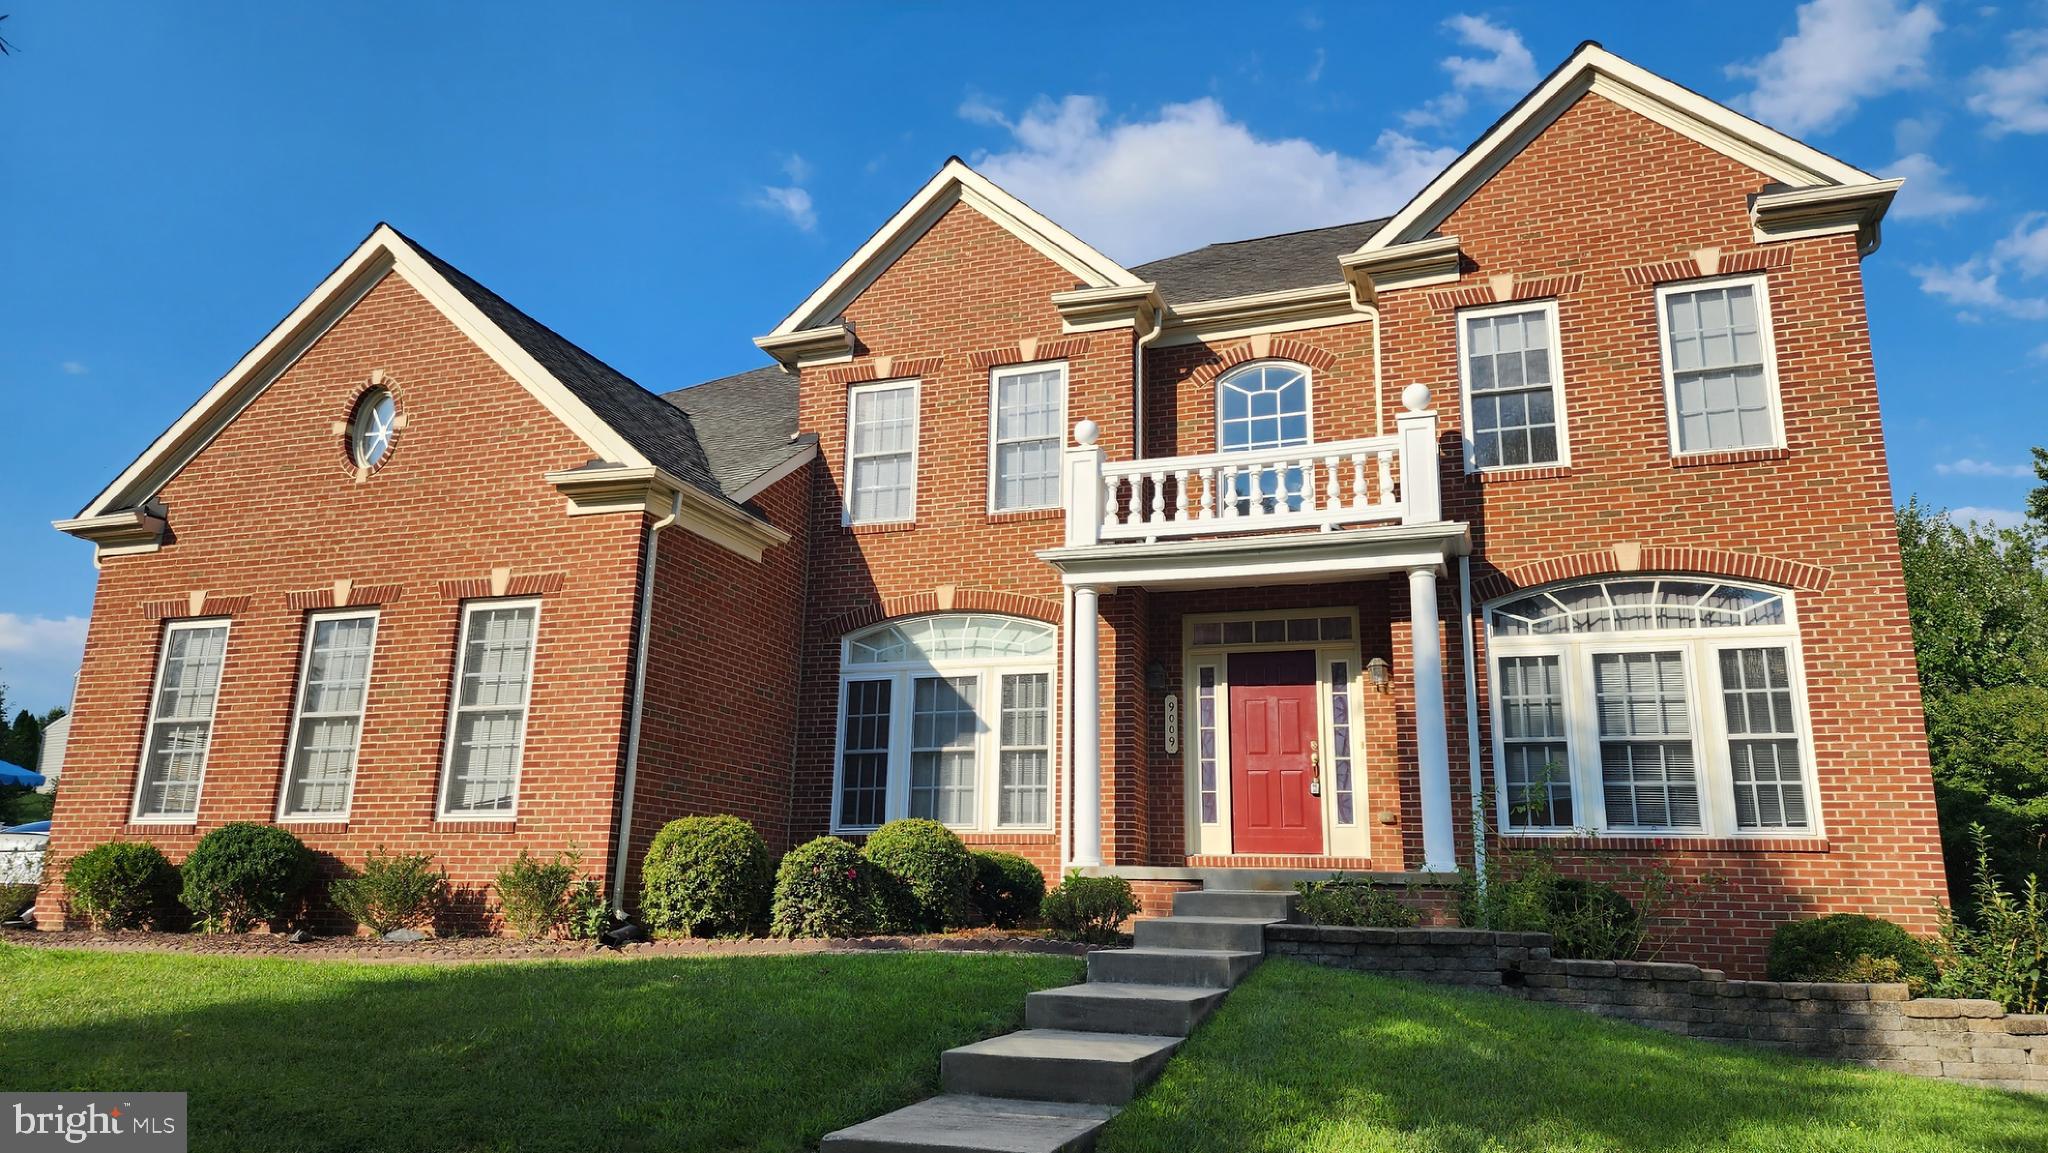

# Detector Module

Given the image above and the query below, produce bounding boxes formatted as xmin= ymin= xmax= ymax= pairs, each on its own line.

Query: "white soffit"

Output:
xmin=72 ymin=224 xmax=647 ymax=521
xmin=765 ymin=159 xmax=1144 ymax=339
xmin=1360 ymin=43 xmax=1884 ymax=252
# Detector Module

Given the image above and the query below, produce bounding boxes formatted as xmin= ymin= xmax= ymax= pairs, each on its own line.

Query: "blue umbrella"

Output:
xmin=0 ymin=761 xmax=45 ymax=789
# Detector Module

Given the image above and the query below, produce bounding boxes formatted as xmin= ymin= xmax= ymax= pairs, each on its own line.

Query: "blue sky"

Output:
xmin=1 ymin=1 xmax=2044 ymax=716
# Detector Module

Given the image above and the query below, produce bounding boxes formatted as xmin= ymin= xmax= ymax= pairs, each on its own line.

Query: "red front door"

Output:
xmin=1227 ymin=650 xmax=1322 ymax=855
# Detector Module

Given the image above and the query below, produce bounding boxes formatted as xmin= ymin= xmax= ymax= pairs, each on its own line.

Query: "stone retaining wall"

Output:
xmin=1267 ymin=924 xmax=2048 ymax=1093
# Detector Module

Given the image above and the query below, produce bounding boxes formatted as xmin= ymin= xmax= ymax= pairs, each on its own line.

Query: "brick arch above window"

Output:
xmin=1472 ymin=546 xmax=1832 ymax=603
xmin=1186 ymin=336 xmax=1339 ymax=391
xmin=822 ymin=587 xmax=1063 ymax=638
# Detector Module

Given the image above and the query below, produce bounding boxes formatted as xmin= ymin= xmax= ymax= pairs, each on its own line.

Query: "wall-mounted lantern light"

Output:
xmin=1366 ymin=656 xmax=1391 ymax=693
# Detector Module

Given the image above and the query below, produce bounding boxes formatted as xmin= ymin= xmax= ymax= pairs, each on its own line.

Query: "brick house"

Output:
xmin=41 ymin=43 xmax=1944 ymax=975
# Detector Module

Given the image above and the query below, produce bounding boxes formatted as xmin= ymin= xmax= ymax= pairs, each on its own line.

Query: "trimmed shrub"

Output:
xmin=969 ymin=851 xmax=1046 ymax=929
xmin=771 ymin=836 xmax=880 ymax=939
xmin=0 ymin=883 xmax=35 ymax=922
xmin=331 ymin=849 xmax=447 ymax=936
xmin=862 ymin=818 xmax=973 ymax=932
xmin=1294 ymin=876 xmax=1422 ymax=928
xmin=179 ymin=823 xmax=314 ymax=932
xmin=641 ymin=816 xmax=774 ymax=937
xmin=1544 ymin=878 xmax=1644 ymax=962
xmin=495 ymin=849 xmax=584 ymax=939
xmin=1767 ymin=913 xmax=1936 ymax=989
xmin=63 ymin=842 xmax=178 ymax=930
xmin=1041 ymin=874 xmax=1139 ymax=945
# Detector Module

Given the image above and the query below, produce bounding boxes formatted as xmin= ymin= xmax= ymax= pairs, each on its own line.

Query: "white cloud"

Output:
xmin=1306 ymin=46 xmax=1326 ymax=85
xmin=59 ymin=361 xmax=87 ymax=375
xmin=2033 ymin=340 xmax=2048 ymax=360
xmin=1946 ymin=506 xmax=2028 ymax=530
xmin=1883 ymin=152 xmax=1985 ymax=219
xmin=1914 ymin=214 xmax=2048 ymax=319
xmin=1936 ymin=458 xmax=2036 ymax=478
xmin=968 ymin=95 xmax=1456 ymax=263
xmin=959 ymin=92 xmax=1007 ymax=127
xmin=0 ymin=614 xmax=88 ymax=717
xmin=755 ymin=186 xmax=817 ymax=232
xmin=1727 ymin=0 xmax=1942 ymax=135
xmin=1402 ymin=15 xmax=1538 ymax=128
xmin=1968 ymin=28 xmax=2048 ymax=136
xmin=781 ymin=153 xmax=813 ymax=184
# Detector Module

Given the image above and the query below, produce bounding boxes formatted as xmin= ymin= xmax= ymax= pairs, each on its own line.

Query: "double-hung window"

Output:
xmin=278 ymin=610 xmax=379 ymax=819
xmin=990 ymin=363 xmax=1064 ymax=512
xmin=438 ymin=600 xmax=540 ymax=819
xmin=1486 ymin=577 xmax=1815 ymax=837
xmin=133 ymin=619 xmax=232 ymax=822
xmin=835 ymin=615 xmax=1056 ymax=832
xmin=1657 ymin=274 xmax=1783 ymax=455
xmin=847 ymin=380 xmax=919 ymax=524
xmin=1459 ymin=300 xmax=1567 ymax=471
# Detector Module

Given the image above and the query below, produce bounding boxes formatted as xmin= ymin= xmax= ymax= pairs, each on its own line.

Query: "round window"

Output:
xmin=349 ymin=389 xmax=397 ymax=469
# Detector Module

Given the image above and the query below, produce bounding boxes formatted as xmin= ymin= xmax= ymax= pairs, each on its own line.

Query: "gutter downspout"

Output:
xmin=1459 ymin=554 xmax=1486 ymax=904
xmin=610 ymin=488 xmax=680 ymax=909
xmin=1133 ymin=305 xmax=1164 ymax=458
xmin=1341 ymin=281 xmax=1385 ymax=437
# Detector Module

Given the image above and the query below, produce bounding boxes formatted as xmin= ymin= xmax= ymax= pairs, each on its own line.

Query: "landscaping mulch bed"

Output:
xmin=0 ymin=925 xmax=1087 ymax=963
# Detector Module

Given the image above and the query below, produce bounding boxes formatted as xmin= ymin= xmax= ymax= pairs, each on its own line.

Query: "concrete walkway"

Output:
xmin=821 ymin=888 xmax=1294 ymax=1153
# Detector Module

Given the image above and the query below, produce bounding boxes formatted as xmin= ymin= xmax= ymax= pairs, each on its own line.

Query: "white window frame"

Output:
xmin=1654 ymin=273 xmax=1787 ymax=458
xmin=844 ymin=378 xmax=921 ymax=526
xmin=1215 ymin=360 xmax=1314 ymax=453
xmin=1457 ymin=298 xmax=1571 ymax=474
xmin=130 ymin=617 xmax=233 ymax=824
xmin=435 ymin=598 xmax=542 ymax=821
xmin=275 ymin=608 xmax=381 ymax=822
xmin=830 ymin=615 xmax=1058 ymax=835
xmin=986 ymin=360 xmax=1068 ymax=514
xmin=1484 ymin=578 xmax=1822 ymax=840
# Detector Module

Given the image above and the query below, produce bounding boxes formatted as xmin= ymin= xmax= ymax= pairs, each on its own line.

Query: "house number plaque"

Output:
xmin=1163 ymin=694 xmax=1179 ymax=754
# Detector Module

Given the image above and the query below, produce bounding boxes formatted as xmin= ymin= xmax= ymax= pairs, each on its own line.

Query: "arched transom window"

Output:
xmin=1485 ymin=577 xmax=1814 ymax=839
xmin=837 ymin=614 xmax=1056 ymax=833
xmin=1217 ymin=362 xmax=1311 ymax=453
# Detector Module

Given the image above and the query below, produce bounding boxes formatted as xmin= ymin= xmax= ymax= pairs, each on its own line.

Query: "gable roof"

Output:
xmin=67 ymin=224 xmax=755 ymax=528
xmin=1134 ymin=218 xmax=1390 ymax=305
xmin=663 ymin=365 xmax=816 ymax=500
xmin=763 ymin=158 xmax=1145 ymax=339
xmin=1361 ymin=41 xmax=1884 ymax=253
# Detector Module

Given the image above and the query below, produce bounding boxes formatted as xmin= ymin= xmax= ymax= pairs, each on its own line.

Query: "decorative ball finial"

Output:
xmin=1401 ymin=382 xmax=1432 ymax=413
xmin=1073 ymin=419 xmax=1100 ymax=447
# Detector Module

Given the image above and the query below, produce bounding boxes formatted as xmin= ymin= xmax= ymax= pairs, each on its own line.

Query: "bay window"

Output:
xmin=1486 ymin=577 xmax=1816 ymax=837
xmin=835 ymin=614 xmax=1056 ymax=832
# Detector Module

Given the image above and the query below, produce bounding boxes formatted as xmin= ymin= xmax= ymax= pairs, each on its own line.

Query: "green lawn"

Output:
xmin=1102 ymin=958 xmax=2048 ymax=1153
xmin=0 ymin=944 xmax=1082 ymax=1153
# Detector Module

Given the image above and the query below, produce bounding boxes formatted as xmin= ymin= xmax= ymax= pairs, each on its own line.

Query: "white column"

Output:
xmin=1409 ymin=564 xmax=1456 ymax=872
xmin=1070 ymin=584 xmax=1103 ymax=868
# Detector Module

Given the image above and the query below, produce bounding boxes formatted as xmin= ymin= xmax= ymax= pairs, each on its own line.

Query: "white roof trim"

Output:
xmin=72 ymin=224 xmax=650 ymax=521
xmin=766 ymin=159 xmax=1143 ymax=338
xmin=1360 ymin=43 xmax=1882 ymax=253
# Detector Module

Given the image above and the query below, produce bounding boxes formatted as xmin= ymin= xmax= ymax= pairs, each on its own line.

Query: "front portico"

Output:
xmin=1044 ymin=390 xmax=1470 ymax=875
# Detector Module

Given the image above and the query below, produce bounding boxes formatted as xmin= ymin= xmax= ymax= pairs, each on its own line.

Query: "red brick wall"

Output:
xmin=1135 ymin=90 xmax=1945 ymax=975
xmin=39 ymin=271 xmax=648 ymax=930
xmin=788 ymin=201 xmax=1139 ymax=874
xmin=621 ymin=463 xmax=812 ymax=901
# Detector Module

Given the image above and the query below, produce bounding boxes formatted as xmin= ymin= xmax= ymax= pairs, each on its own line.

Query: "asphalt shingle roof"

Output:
xmin=394 ymin=227 xmax=730 ymax=505
xmin=663 ymin=365 xmax=814 ymax=498
xmin=1132 ymin=217 xmax=1390 ymax=305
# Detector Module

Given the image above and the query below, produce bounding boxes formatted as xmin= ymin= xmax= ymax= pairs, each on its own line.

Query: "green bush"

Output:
xmin=0 ymin=882 xmax=39 ymax=922
xmin=179 ymin=823 xmax=314 ymax=932
xmin=568 ymin=881 xmax=612 ymax=941
xmin=1457 ymin=850 xmax=1656 ymax=961
xmin=494 ymin=849 xmax=583 ymax=939
xmin=1766 ymin=913 xmax=1936 ymax=990
xmin=331 ymin=849 xmax=447 ymax=936
xmin=862 ymin=818 xmax=973 ymax=932
xmin=63 ymin=841 xmax=178 ymax=930
xmin=969 ymin=851 xmax=1047 ymax=928
xmin=771 ymin=836 xmax=880 ymax=939
xmin=1041 ymin=874 xmax=1140 ymax=945
xmin=1931 ymin=825 xmax=2048 ymax=1013
xmin=641 ymin=816 xmax=774 ymax=937
xmin=1294 ymin=875 xmax=1421 ymax=928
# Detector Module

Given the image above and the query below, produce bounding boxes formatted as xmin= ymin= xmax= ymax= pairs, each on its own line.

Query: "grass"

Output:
xmin=1102 ymin=958 xmax=2048 ymax=1153
xmin=0 ymin=943 xmax=1081 ymax=1153
xmin=0 ymin=784 xmax=51 ymax=825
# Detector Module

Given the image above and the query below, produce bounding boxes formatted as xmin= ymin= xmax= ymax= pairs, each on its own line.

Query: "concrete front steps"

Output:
xmin=820 ymin=887 xmax=1294 ymax=1153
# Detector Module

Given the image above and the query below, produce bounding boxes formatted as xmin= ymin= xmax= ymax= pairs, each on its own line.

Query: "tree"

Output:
xmin=2029 ymin=447 xmax=2048 ymax=533
xmin=1897 ymin=494 xmax=2048 ymax=912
